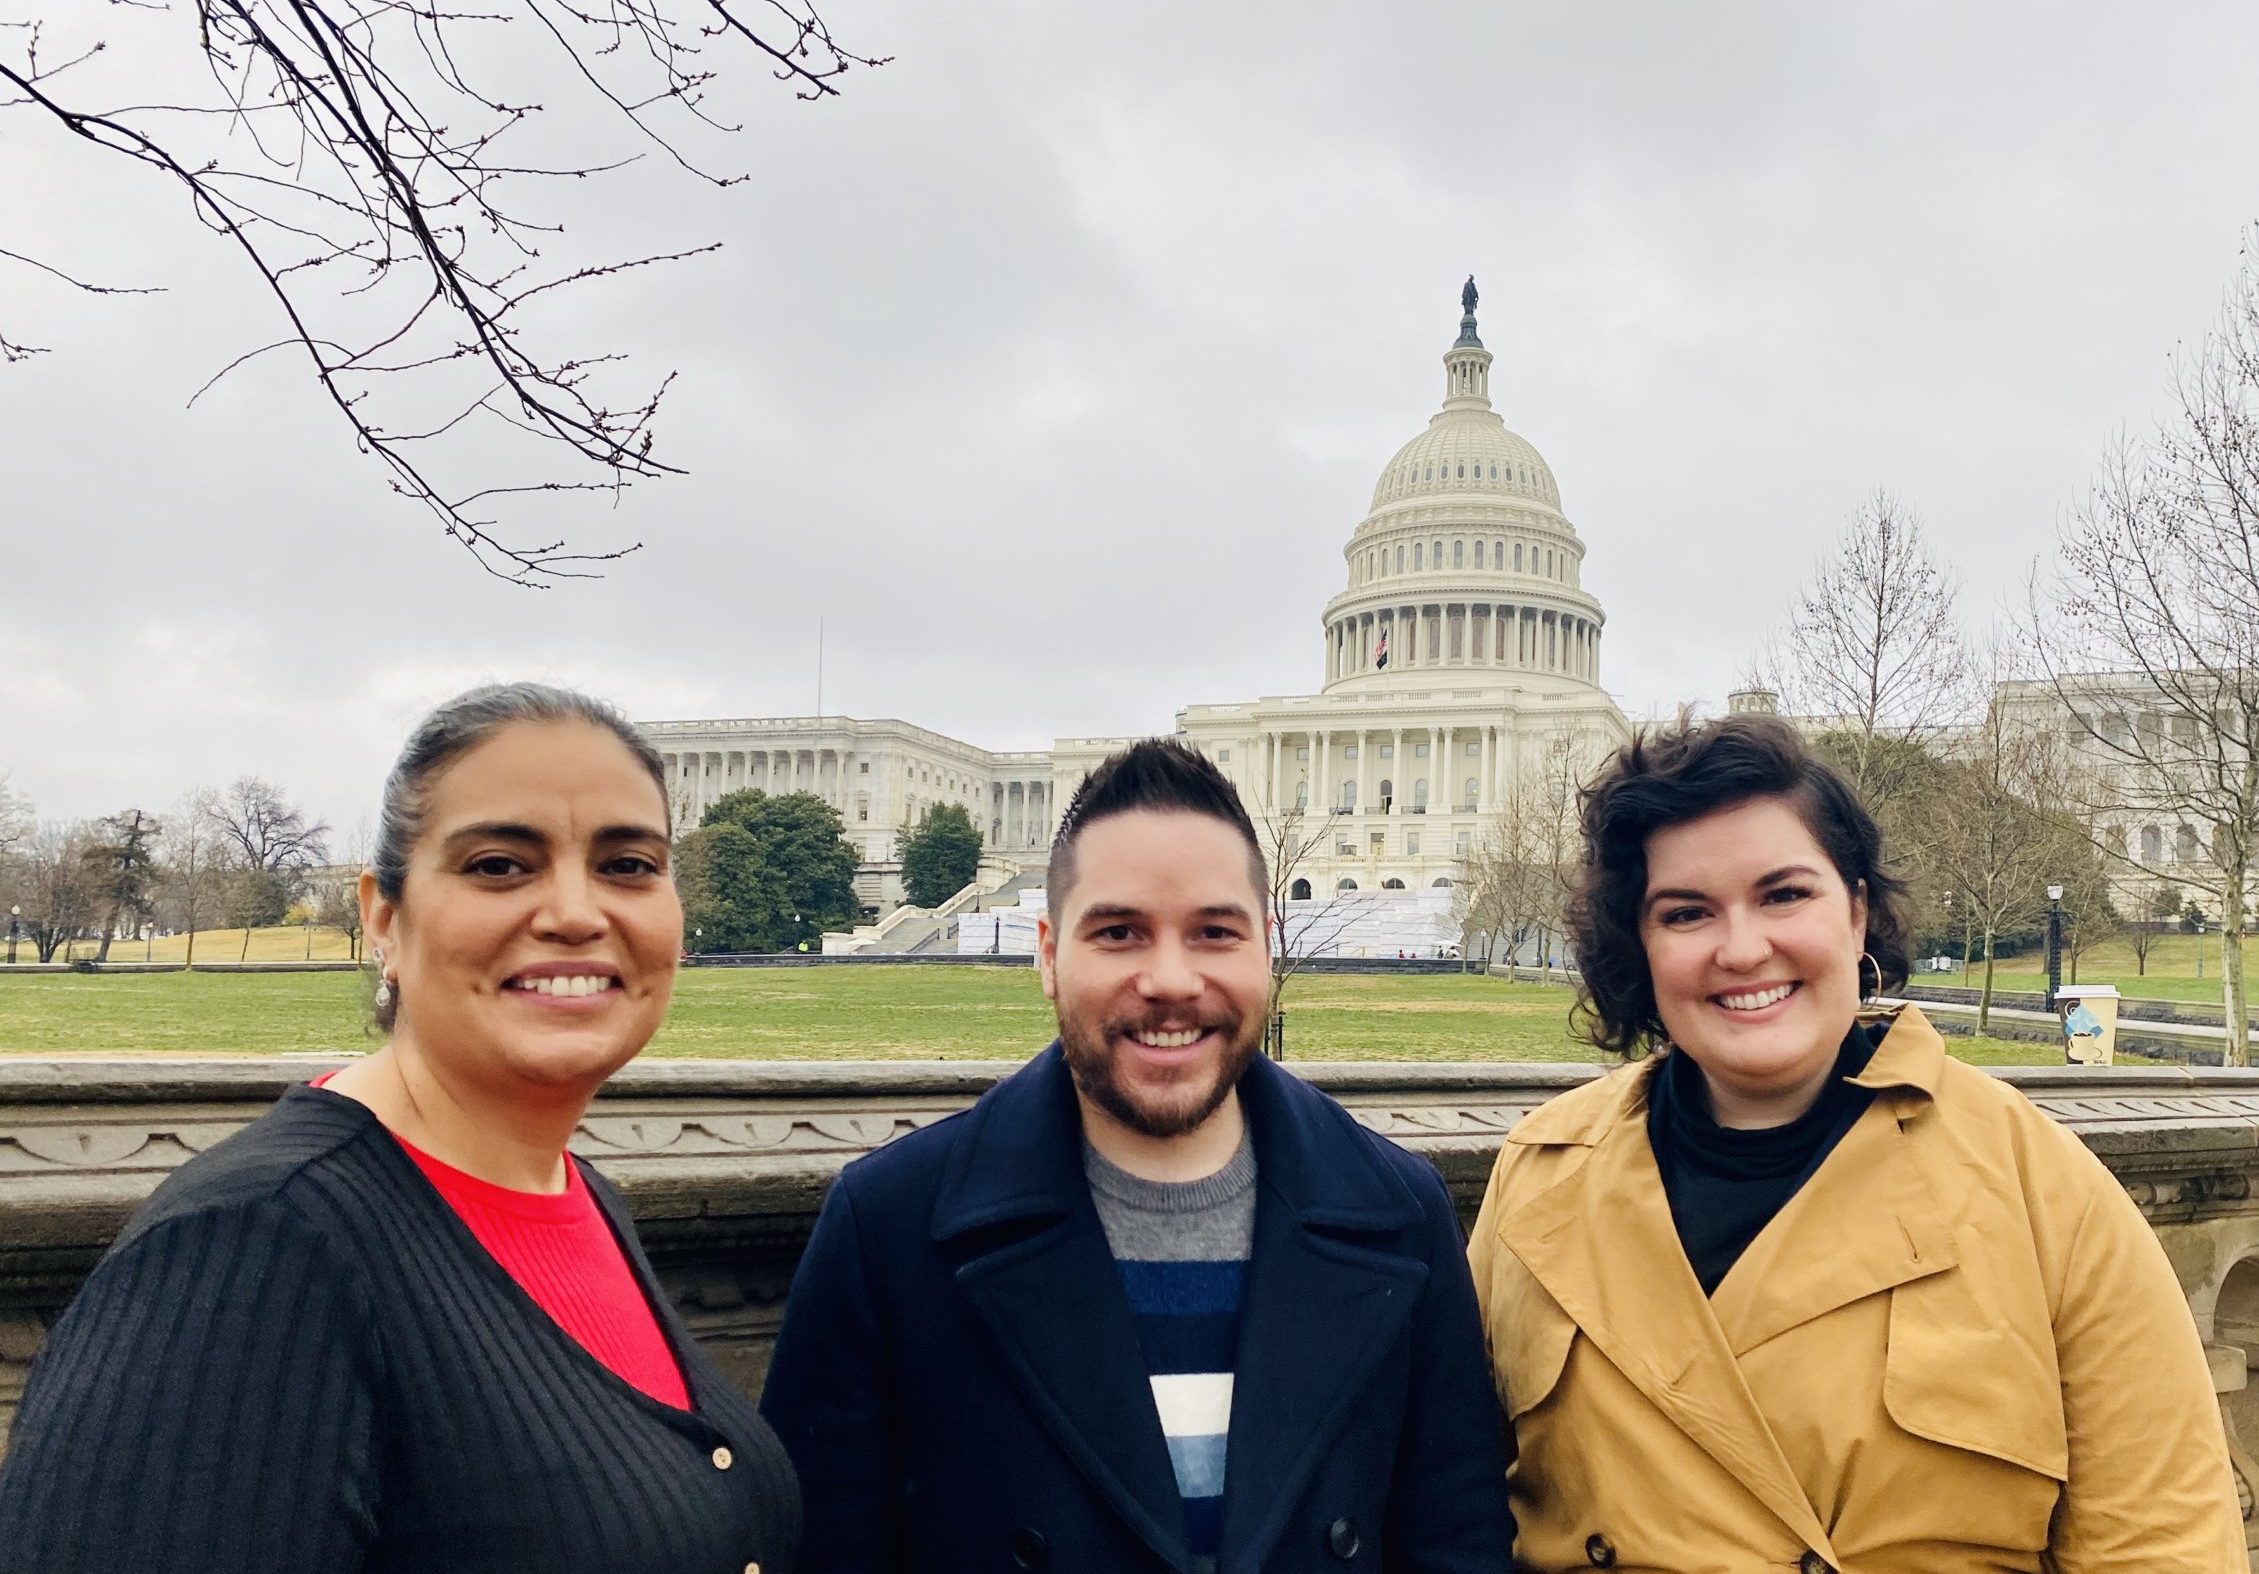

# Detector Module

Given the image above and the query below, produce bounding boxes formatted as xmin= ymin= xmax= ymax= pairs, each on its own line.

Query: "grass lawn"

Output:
xmin=1968 ymin=932 xmax=2250 ymax=1008
xmin=10 ymin=925 xmax=364 ymax=966
xmin=0 ymin=965 xmax=2092 ymax=1066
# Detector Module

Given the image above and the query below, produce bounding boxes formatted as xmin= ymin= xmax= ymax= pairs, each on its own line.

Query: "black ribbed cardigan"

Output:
xmin=0 ymin=1085 xmax=800 ymax=1574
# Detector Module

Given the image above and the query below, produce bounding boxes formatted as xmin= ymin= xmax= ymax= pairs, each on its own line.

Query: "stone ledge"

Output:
xmin=1 ymin=1058 xmax=2251 ymax=1248
xmin=5 ymin=1056 xmax=2259 ymax=1454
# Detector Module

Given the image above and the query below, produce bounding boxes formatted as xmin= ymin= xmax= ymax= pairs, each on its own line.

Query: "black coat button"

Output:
xmin=1799 ymin=1555 xmax=1834 ymax=1574
xmin=1585 ymin=1533 xmax=1617 ymax=1567
xmin=1009 ymin=1527 xmax=1049 ymax=1569
xmin=1326 ymin=1516 xmax=1360 ymax=1559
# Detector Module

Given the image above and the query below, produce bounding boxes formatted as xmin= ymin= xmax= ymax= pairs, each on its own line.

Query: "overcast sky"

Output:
xmin=6 ymin=0 xmax=2259 ymax=836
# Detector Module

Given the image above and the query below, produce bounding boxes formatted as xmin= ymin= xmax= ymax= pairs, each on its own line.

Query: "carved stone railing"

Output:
xmin=6 ymin=1056 xmax=2259 ymax=1560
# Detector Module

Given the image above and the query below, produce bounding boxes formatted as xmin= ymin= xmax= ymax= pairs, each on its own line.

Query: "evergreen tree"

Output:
xmin=82 ymin=808 xmax=161 ymax=963
xmin=898 ymin=802 xmax=982 ymax=908
xmin=679 ymin=822 xmax=783 ymax=953
xmin=679 ymin=790 xmax=860 ymax=953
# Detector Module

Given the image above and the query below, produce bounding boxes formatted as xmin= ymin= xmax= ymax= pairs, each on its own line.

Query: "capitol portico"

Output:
xmin=642 ymin=281 xmax=1629 ymax=920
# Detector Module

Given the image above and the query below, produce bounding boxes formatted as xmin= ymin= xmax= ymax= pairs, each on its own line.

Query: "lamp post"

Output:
xmin=2045 ymin=883 xmax=2064 ymax=1008
xmin=5 ymin=905 xmax=18 ymax=967
xmin=2197 ymin=917 xmax=2207 ymax=980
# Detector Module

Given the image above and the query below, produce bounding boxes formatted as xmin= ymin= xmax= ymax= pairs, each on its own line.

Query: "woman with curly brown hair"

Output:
xmin=1468 ymin=715 xmax=2240 ymax=1573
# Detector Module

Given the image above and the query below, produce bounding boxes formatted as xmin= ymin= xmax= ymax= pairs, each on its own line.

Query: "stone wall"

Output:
xmin=4 ymin=1057 xmax=2258 ymax=1558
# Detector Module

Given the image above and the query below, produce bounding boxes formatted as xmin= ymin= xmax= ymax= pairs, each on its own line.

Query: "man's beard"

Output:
xmin=1058 ymin=1005 xmax=1264 ymax=1140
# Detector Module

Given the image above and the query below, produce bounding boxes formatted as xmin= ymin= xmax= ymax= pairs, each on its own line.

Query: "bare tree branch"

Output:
xmin=0 ymin=775 xmax=30 ymax=862
xmin=1929 ymin=643 xmax=2098 ymax=1030
xmin=1466 ymin=735 xmax=1589 ymax=969
xmin=2 ymin=0 xmax=886 ymax=582
xmin=2021 ymin=227 xmax=2259 ymax=1063
xmin=1771 ymin=489 xmax=1972 ymax=808
xmin=1258 ymin=803 xmax=1353 ymax=1053
xmin=201 ymin=775 xmax=331 ymax=871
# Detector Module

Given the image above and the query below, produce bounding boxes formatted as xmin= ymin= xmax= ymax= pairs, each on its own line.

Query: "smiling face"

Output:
xmin=363 ymin=719 xmax=682 ymax=1098
xmin=1038 ymin=809 xmax=1273 ymax=1142
xmin=1640 ymin=794 xmax=1868 ymax=1126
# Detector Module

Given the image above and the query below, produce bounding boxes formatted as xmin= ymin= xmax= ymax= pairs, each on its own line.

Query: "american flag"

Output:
xmin=1375 ymin=628 xmax=1389 ymax=669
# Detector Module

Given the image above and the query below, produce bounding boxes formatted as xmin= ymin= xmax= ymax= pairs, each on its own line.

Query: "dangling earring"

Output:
xmin=1857 ymin=951 xmax=1881 ymax=1004
xmin=372 ymin=948 xmax=394 ymax=1012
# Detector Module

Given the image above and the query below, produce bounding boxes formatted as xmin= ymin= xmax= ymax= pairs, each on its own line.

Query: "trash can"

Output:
xmin=2055 ymin=984 xmax=2120 ymax=1066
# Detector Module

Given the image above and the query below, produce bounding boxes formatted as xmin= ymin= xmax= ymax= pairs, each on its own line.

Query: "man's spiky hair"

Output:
xmin=1047 ymin=738 xmax=1266 ymax=904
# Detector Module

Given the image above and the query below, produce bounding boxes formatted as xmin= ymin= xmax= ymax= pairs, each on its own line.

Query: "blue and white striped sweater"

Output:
xmin=1083 ymin=1138 xmax=1258 ymax=1573
xmin=1118 ymin=1258 xmax=1245 ymax=1555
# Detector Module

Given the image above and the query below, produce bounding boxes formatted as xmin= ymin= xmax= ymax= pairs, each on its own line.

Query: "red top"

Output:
xmin=313 ymin=1075 xmax=689 ymax=1409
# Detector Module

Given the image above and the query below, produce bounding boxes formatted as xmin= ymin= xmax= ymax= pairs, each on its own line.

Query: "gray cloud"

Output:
xmin=7 ymin=0 xmax=2259 ymax=830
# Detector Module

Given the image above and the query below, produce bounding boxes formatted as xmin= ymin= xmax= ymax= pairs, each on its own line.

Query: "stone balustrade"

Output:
xmin=4 ymin=1056 xmax=2258 ymax=1561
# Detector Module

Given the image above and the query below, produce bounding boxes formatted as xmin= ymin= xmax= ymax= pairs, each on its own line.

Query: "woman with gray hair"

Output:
xmin=0 ymin=684 xmax=800 ymax=1574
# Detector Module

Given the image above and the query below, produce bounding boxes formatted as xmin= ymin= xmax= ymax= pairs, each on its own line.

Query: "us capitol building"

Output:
xmin=641 ymin=282 xmax=1630 ymax=916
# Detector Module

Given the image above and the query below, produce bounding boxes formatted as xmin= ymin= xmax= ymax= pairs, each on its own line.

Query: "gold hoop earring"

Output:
xmin=1858 ymin=951 xmax=1880 ymax=1004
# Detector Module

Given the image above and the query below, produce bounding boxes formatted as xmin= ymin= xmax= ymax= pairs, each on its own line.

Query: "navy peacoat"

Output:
xmin=760 ymin=1043 xmax=1513 ymax=1574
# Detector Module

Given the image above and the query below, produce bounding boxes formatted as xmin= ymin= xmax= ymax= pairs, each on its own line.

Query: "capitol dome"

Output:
xmin=1369 ymin=392 xmax=1560 ymax=512
xmin=1370 ymin=420 xmax=1559 ymax=511
xmin=1318 ymin=278 xmax=1605 ymax=697
xmin=1366 ymin=288 xmax=1561 ymax=513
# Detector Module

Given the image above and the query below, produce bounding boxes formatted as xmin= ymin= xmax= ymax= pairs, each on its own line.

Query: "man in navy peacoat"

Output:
xmin=761 ymin=741 xmax=1512 ymax=1573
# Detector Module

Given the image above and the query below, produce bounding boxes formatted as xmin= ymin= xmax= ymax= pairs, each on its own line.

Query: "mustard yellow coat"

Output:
xmin=1468 ymin=1007 xmax=2242 ymax=1574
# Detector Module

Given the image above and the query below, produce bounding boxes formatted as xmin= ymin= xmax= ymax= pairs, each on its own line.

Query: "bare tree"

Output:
xmin=2027 ymin=231 xmax=2259 ymax=1065
xmin=314 ymin=879 xmax=365 ymax=961
xmin=0 ymin=779 xmax=27 ymax=961
xmin=1924 ymin=686 xmax=2078 ymax=1029
xmin=1257 ymin=804 xmax=1354 ymax=1056
xmin=2122 ymin=879 xmax=2181 ymax=978
xmin=2 ymin=0 xmax=884 ymax=581
xmin=199 ymin=778 xmax=329 ymax=957
xmin=1773 ymin=490 xmax=1970 ymax=809
xmin=18 ymin=820 xmax=100 ymax=963
xmin=0 ymin=774 xmax=28 ymax=861
xmin=315 ymin=821 xmax=372 ymax=959
xmin=2054 ymin=852 xmax=2117 ymax=988
xmin=1449 ymin=842 xmax=1507 ymax=971
xmin=1453 ymin=828 xmax=1521 ymax=971
xmin=2122 ymin=914 xmax=2160 ymax=978
xmin=1464 ymin=752 xmax=1578 ymax=972
xmin=204 ymin=777 xmax=330 ymax=874
xmin=157 ymin=791 xmax=226 ymax=966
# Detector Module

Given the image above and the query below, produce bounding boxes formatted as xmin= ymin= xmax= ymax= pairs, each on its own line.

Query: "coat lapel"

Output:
xmin=1500 ymin=1061 xmax=1839 ymax=1563
xmin=1708 ymin=1111 xmax=1956 ymax=1356
xmin=1707 ymin=1010 xmax=1958 ymax=1353
xmin=956 ymin=1217 xmax=1193 ymax=1569
xmin=933 ymin=1046 xmax=1191 ymax=1573
xmin=1217 ymin=1059 xmax=1427 ymax=1574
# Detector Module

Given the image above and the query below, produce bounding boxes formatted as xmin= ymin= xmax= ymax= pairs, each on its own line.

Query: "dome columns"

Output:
xmin=1324 ymin=601 xmax=1603 ymax=684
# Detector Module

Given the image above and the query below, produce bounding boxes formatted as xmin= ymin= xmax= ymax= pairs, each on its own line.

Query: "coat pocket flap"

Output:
xmin=1882 ymin=1272 xmax=2069 ymax=1480
xmin=1492 ymin=1261 xmax=1578 ymax=1420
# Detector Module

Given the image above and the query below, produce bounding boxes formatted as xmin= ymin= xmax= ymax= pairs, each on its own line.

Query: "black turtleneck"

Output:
xmin=1645 ymin=1023 xmax=1882 ymax=1296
